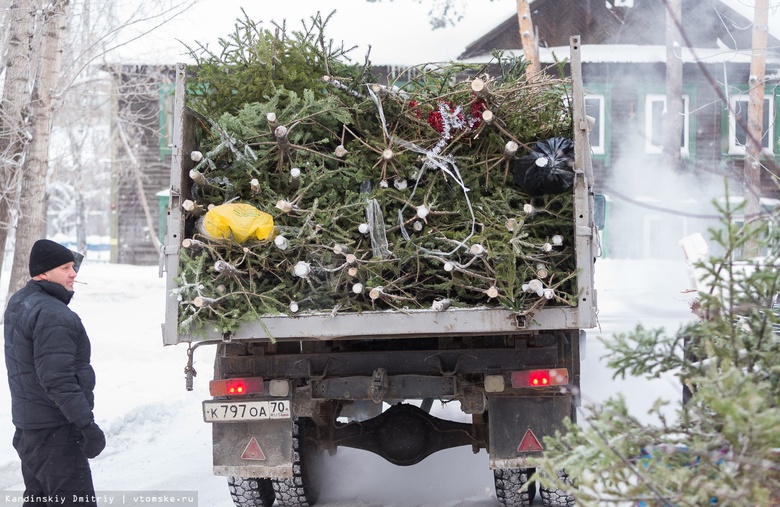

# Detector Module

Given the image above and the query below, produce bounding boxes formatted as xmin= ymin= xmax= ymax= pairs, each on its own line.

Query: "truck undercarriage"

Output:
xmin=205 ymin=329 xmax=581 ymax=507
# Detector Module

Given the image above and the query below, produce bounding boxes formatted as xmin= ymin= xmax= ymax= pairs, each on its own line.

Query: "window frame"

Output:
xmin=726 ymin=90 xmax=776 ymax=157
xmin=643 ymin=92 xmax=692 ymax=157
xmin=585 ymin=94 xmax=606 ymax=156
xmin=580 ymin=83 xmax=612 ymax=167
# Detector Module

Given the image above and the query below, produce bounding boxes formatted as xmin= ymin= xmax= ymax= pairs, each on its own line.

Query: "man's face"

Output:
xmin=40 ymin=262 xmax=77 ymax=291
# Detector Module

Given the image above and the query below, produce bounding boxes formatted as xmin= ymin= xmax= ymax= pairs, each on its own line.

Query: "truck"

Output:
xmin=160 ymin=35 xmax=601 ymax=507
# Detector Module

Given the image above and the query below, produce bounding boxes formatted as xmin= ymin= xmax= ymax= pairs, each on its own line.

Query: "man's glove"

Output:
xmin=80 ymin=422 xmax=106 ymax=459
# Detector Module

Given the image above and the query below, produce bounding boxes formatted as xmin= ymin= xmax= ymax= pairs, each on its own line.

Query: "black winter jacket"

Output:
xmin=4 ymin=280 xmax=96 ymax=430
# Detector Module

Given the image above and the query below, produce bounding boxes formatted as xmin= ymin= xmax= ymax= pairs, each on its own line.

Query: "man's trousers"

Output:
xmin=12 ymin=424 xmax=97 ymax=507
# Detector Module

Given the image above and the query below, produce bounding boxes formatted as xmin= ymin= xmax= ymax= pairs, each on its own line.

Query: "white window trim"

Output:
xmin=728 ymin=94 xmax=775 ymax=156
xmin=585 ymin=94 xmax=605 ymax=155
xmin=644 ymin=94 xmax=690 ymax=157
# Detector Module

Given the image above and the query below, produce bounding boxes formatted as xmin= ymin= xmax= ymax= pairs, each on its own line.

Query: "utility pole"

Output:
xmin=744 ymin=0 xmax=768 ymax=257
xmin=664 ymin=0 xmax=683 ymax=170
xmin=516 ymin=0 xmax=540 ymax=77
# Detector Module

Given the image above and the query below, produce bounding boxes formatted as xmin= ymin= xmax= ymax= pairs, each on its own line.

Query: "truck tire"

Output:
xmin=227 ymin=477 xmax=275 ymax=507
xmin=494 ymin=468 xmax=536 ymax=507
xmin=539 ymin=470 xmax=575 ymax=507
xmin=272 ymin=418 xmax=322 ymax=506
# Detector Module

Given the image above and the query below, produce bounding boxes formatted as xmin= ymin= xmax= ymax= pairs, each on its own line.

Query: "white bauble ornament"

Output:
xmin=274 ymin=235 xmax=289 ymax=250
xmin=293 ymin=261 xmax=311 ymax=278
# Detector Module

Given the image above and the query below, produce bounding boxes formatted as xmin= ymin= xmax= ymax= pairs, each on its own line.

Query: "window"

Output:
xmin=568 ymin=86 xmax=610 ymax=165
xmin=728 ymin=94 xmax=775 ymax=156
xmin=585 ymin=94 xmax=605 ymax=155
xmin=645 ymin=94 xmax=690 ymax=156
xmin=158 ymin=83 xmax=175 ymax=161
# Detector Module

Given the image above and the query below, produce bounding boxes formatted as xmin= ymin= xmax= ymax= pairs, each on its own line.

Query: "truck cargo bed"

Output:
xmin=160 ymin=36 xmax=598 ymax=345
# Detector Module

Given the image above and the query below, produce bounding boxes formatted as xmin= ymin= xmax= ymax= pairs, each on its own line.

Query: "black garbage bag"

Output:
xmin=511 ymin=137 xmax=575 ymax=196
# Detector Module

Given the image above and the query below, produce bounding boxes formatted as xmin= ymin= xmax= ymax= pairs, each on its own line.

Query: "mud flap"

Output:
xmin=487 ymin=395 xmax=572 ymax=469
xmin=212 ymin=419 xmax=294 ymax=478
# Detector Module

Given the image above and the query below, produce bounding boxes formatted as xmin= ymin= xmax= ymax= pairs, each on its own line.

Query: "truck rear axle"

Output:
xmin=328 ymin=403 xmax=481 ymax=466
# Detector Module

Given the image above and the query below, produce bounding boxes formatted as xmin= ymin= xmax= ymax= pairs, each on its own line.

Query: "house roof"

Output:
xmin=458 ymin=0 xmax=780 ymax=63
xmin=459 ymin=44 xmax=764 ymax=65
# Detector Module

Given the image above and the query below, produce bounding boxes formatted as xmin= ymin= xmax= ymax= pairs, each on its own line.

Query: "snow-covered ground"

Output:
xmin=0 ymin=258 xmax=694 ymax=506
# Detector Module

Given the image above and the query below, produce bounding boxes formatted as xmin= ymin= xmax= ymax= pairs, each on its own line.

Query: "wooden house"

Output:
xmin=459 ymin=0 xmax=780 ymax=259
xmin=108 ymin=64 xmax=177 ymax=265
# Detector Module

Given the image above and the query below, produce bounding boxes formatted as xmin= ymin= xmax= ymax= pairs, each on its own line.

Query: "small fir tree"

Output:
xmin=533 ymin=190 xmax=780 ymax=506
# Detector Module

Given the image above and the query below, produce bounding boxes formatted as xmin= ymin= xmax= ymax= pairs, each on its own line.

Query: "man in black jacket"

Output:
xmin=4 ymin=239 xmax=106 ymax=506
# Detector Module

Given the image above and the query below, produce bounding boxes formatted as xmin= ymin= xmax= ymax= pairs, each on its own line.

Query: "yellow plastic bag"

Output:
xmin=200 ymin=203 xmax=274 ymax=243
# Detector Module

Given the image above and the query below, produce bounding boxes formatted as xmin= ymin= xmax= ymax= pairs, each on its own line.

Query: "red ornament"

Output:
xmin=427 ymin=109 xmax=444 ymax=133
xmin=470 ymin=99 xmax=487 ymax=127
xmin=426 ymin=99 xmax=484 ymax=134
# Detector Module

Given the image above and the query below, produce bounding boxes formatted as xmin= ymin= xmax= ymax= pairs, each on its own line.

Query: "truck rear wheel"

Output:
xmin=272 ymin=418 xmax=322 ymax=507
xmin=227 ymin=476 xmax=275 ymax=507
xmin=539 ymin=470 xmax=575 ymax=507
xmin=494 ymin=468 xmax=536 ymax=507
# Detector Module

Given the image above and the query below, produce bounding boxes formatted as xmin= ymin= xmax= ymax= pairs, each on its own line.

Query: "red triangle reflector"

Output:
xmin=241 ymin=437 xmax=267 ymax=461
xmin=517 ymin=429 xmax=544 ymax=452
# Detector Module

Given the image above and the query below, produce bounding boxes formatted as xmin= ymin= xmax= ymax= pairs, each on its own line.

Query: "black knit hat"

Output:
xmin=29 ymin=239 xmax=76 ymax=277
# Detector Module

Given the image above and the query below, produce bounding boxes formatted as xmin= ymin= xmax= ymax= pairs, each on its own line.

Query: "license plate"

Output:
xmin=203 ymin=399 xmax=291 ymax=422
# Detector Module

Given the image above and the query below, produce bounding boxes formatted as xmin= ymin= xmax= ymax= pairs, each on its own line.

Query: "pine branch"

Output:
xmin=176 ymin=14 xmax=579 ymax=334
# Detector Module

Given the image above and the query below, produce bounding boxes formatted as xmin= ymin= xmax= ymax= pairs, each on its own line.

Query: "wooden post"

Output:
xmin=516 ymin=0 xmax=540 ymax=77
xmin=664 ymin=0 xmax=683 ymax=169
xmin=745 ymin=0 xmax=768 ymax=256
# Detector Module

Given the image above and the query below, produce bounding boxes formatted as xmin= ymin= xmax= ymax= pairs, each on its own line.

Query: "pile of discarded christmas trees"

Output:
xmin=174 ymin=13 xmax=579 ymax=334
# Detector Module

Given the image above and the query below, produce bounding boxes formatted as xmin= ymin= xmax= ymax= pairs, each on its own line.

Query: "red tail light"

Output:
xmin=209 ymin=377 xmax=264 ymax=397
xmin=511 ymin=368 xmax=568 ymax=388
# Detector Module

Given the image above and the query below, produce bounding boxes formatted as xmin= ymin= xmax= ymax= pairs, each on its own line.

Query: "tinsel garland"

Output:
xmin=174 ymin=15 xmax=577 ymax=335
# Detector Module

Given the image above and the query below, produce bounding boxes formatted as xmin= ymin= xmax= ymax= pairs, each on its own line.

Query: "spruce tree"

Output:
xmin=534 ymin=190 xmax=780 ymax=506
